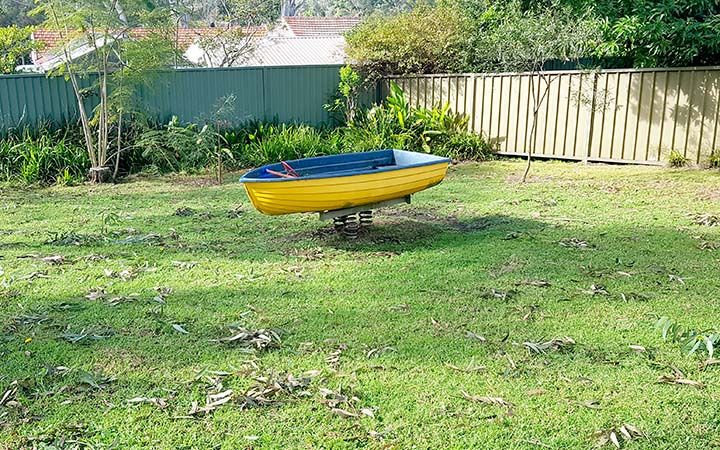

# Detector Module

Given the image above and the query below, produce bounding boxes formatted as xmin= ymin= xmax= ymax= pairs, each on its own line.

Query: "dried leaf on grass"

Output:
xmin=326 ymin=344 xmax=347 ymax=370
xmin=657 ymin=369 xmax=704 ymax=388
xmin=524 ymin=337 xmax=576 ymax=354
xmin=20 ymin=272 xmax=50 ymax=282
xmin=461 ymin=391 xmax=514 ymax=415
xmin=214 ymin=327 xmax=281 ymax=350
xmin=481 ymin=288 xmax=515 ymax=301
xmin=172 ymin=261 xmax=197 ymax=270
xmin=0 ymin=381 xmax=18 ymax=407
xmin=104 ymin=267 xmax=137 ymax=281
xmin=238 ymin=373 xmax=313 ymax=410
xmin=318 ymin=386 xmax=373 ymax=420
xmin=41 ymin=255 xmax=67 ymax=265
xmin=593 ymin=424 xmax=644 ymax=448
xmin=9 ymin=313 xmax=50 ymax=330
xmin=107 ymin=294 xmax=139 ymax=306
xmin=581 ymin=399 xmax=602 ymax=410
xmin=285 ymin=247 xmax=325 ymax=261
xmin=85 ymin=288 xmax=106 ymax=301
xmin=689 ymin=213 xmax=720 ymax=227
xmin=701 ymin=358 xmax=720 ymax=369
xmin=582 ymin=284 xmax=609 ymax=296
xmin=186 ymin=389 xmax=234 ymax=416
xmin=559 ymin=238 xmax=593 ymax=249
xmin=227 ymin=205 xmax=244 ymax=218
xmin=445 ymin=361 xmax=486 ymax=373
xmin=366 ymin=346 xmax=395 ymax=358
xmin=517 ymin=279 xmax=551 ymax=288
xmin=127 ymin=396 xmax=168 ymax=409
xmin=465 ymin=331 xmax=487 ymax=342
xmin=171 ymin=324 xmax=189 ymax=335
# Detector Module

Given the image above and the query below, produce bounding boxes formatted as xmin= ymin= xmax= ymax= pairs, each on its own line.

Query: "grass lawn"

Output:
xmin=1 ymin=159 xmax=720 ymax=449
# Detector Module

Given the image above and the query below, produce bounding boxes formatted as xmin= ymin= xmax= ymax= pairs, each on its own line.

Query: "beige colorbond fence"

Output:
xmin=384 ymin=67 xmax=720 ymax=165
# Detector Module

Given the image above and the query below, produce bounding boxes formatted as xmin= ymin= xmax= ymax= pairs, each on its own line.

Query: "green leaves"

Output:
xmin=655 ymin=316 xmax=719 ymax=358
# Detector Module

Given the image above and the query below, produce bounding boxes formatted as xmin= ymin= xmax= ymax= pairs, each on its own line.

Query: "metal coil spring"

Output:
xmin=333 ymin=216 xmax=346 ymax=231
xmin=342 ymin=214 xmax=359 ymax=239
xmin=359 ymin=210 xmax=373 ymax=227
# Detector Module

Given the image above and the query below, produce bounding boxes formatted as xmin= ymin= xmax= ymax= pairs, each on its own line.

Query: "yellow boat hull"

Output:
xmin=243 ymin=162 xmax=449 ymax=215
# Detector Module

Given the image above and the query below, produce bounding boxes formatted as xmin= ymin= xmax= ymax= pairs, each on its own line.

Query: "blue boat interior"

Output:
xmin=240 ymin=149 xmax=450 ymax=182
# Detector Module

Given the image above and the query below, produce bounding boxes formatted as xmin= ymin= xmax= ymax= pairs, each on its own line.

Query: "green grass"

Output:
xmin=1 ymin=160 xmax=720 ymax=449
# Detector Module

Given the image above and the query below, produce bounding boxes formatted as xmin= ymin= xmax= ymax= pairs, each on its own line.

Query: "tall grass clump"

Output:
xmin=0 ymin=129 xmax=89 ymax=185
xmin=242 ymin=123 xmax=340 ymax=166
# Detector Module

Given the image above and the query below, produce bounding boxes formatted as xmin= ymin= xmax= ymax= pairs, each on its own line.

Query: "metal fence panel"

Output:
xmin=385 ymin=66 xmax=720 ymax=165
xmin=0 ymin=65 xmax=344 ymax=132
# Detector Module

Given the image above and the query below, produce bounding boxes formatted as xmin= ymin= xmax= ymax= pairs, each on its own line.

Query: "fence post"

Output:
xmin=469 ymin=75 xmax=478 ymax=133
xmin=584 ymin=71 xmax=599 ymax=164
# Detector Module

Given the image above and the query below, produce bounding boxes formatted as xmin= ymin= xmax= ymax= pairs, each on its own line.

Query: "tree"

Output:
xmin=468 ymin=1 xmax=600 ymax=181
xmin=346 ymin=4 xmax=468 ymax=77
xmin=0 ymin=0 xmax=40 ymax=27
xmin=595 ymin=0 xmax=720 ymax=67
xmin=34 ymin=0 xmax=177 ymax=182
xmin=0 ymin=25 xmax=40 ymax=73
xmin=196 ymin=26 xmax=257 ymax=67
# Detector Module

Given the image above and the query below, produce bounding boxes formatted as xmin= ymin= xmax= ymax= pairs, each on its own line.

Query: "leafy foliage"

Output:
xmin=0 ymin=25 xmax=40 ymax=73
xmin=347 ymin=0 xmax=720 ymax=73
xmin=595 ymin=0 xmax=720 ymax=68
xmin=708 ymin=149 xmax=720 ymax=168
xmin=340 ymin=81 xmax=493 ymax=159
xmin=0 ymin=128 xmax=88 ymax=184
xmin=324 ymin=65 xmax=363 ymax=125
xmin=345 ymin=4 xmax=469 ymax=77
xmin=668 ymin=149 xmax=689 ymax=167
xmin=243 ymin=123 xmax=339 ymax=166
xmin=655 ymin=316 xmax=719 ymax=358
xmin=133 ymin=117 xmax=218 ymax=173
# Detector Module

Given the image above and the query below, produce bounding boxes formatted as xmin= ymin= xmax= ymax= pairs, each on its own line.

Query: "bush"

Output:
xmin=133 ymin=117 xmax=217 ymax=173
xmin=339 ymin=81 xmax=494 ymax=160
xmin=345 ymin=4 xmax=468 ymax=76
xmin=0 ymin=129 xmax=88 ymax=184
xmin=436 ymin=132 xmax=494 ymax=161
xmin=668 ymin=150 xmax=689 ymax=168
xmin=242 ymin=124 xmax=340 ymax=166
xmin=709 ymin=150 xmax=720 ymax=168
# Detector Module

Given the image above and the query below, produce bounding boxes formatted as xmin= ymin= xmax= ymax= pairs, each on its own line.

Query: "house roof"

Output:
xmin=31 ymin=26 xmax=267 ymax=65
xmin=243 ymin=37 xmax=346 ymax=66
xmin=24 ymin=17 xmax=361 ymax=71
xmin=281 ymin=16 xmax=361 ymax=37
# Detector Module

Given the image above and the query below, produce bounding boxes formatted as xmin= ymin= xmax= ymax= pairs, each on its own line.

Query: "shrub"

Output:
xmin=668 ymin=150 xmax=689 ymax=168
xmin=133 ymin=117 xmax=216 ymax=173
xmin=345 ymin=4 xmax=468 ymax=76
xmin=339 ymin=81 xmax=494 ymax=160
xmin=242 ymin=124 xmax=340 ymax=166
xmin=0 ymin=129 xmax=88 ymax=184
xmin=436 ymin=132 xmax=494 ymax=161
xmin=709 ymin=149 xmax=720 ymax=168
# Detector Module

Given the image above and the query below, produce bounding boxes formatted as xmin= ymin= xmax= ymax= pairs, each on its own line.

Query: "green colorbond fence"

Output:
xmin=0 ymin=65 xmax=363 ymax=131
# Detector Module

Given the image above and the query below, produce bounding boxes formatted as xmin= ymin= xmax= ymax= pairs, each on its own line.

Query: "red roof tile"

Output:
xmin=282 ymin=16 xmax=361 ymax=37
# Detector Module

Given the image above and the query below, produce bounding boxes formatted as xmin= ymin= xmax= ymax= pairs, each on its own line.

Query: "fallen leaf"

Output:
xmin=127 ymin=396 xmax=168 ymax=409
xmin=331 ymin=407 xmax=359 ymax=419
xmin=657 ymin=370 xmax=704 ymax=388
xmin=523 ymin=337 xmax=575 ymax=354
xmin=461 ymin=391 xmax=514 ymax=415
